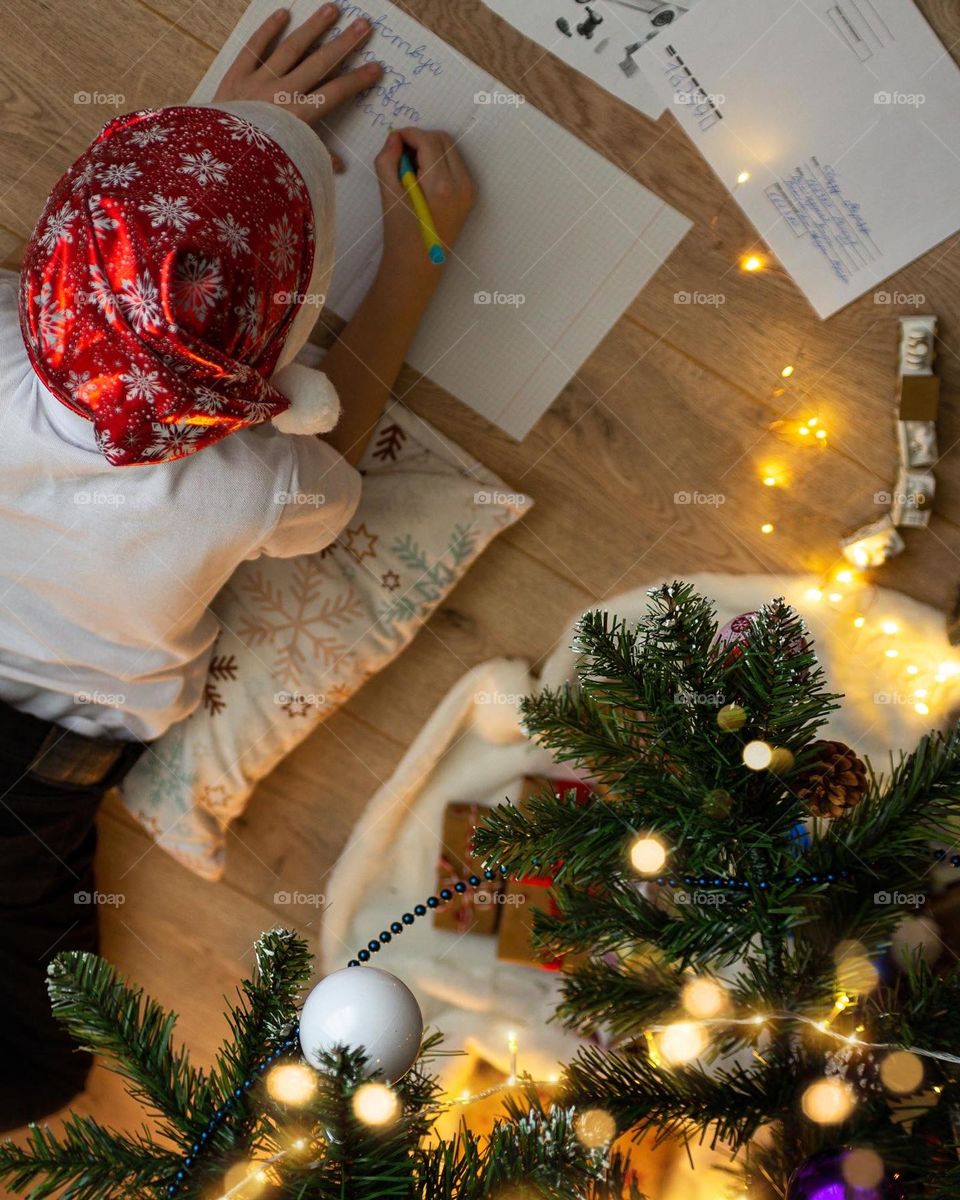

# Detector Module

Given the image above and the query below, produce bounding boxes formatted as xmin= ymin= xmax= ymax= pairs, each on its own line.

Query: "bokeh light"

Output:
xmin=352 ymin=1082 xmax=400 ymax=1126
xmin=801 ymin=1078 xmax=855 ymax=1124
xmin=843 ymin=1148 xmax=885 ymax=1189
xmin=574 ymin=1108 xmax=617 ymax=1149
xmin=743 ymin=741 xmax=773 ymax=770
xmin=660 ymin=1022 xmax=707 ymax=1065
xmin=681 ymin=977 xmax=727 ymax=1019
xmin=880 ymin=1050 xmax=924 ymax=1095
xmin=629 ymin=836 xmax=667 ymax=875
xmin=266 ymin=1063 xmax=316 ymax=1106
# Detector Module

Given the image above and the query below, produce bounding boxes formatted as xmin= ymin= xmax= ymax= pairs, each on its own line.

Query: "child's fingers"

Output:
xmin=225 ymin=8 xmax=289 ymax=79
xmin=266 ymin=2 xmax=338 ymax=76
xmin=374 ymin=131 xmax=406 ymax=201
xmin=288 ymin=16 xmax=373 ymax=93
xmin=391 ymin=127 xmax=447 ymax=174
xmin=304 ymin=61 xmax=381 ymax=119
xmin=392 ymin=128 xmax=456 ymax=194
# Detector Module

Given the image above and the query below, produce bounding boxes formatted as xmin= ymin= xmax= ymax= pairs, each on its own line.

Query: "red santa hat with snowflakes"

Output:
xmin=18 ymin=101 xmax=340 ymax=466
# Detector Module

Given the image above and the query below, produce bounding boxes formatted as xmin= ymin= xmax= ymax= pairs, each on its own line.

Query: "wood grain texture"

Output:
xmin=2 ymin=0 xmax=959 ymax=1179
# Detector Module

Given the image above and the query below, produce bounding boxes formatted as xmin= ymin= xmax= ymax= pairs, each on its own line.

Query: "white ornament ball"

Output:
xmin=299 ymin=967 xmax=423 ymax=1083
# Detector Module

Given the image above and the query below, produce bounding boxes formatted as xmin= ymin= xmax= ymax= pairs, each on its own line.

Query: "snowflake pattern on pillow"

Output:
xmin=120 ymin=402 xmax=532 ymax=879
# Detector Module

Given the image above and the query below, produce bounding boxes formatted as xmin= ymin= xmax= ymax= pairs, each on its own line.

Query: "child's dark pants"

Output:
xmin=0 ymin=699 xmax=145 ymax=1130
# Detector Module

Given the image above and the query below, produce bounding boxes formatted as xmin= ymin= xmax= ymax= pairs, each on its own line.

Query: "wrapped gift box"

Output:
xmin=434 ymin=801 xmax=504 ymax=935
xmin=496 ymin=776 xmax=593 ymax=970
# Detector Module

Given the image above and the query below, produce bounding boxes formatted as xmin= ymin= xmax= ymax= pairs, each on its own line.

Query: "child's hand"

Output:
xmin=212 ymin=5 xmax=383 ymax=130
xmin=374 ymin=128 xmax=477 ymax=291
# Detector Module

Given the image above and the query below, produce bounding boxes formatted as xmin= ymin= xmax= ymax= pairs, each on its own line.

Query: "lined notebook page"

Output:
xmin=192 ymin=2 xmax=690 ymax=439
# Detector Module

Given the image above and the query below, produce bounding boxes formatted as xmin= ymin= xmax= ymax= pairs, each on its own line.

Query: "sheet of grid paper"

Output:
xmin=191 ymin=1 xmax=690 ymax=439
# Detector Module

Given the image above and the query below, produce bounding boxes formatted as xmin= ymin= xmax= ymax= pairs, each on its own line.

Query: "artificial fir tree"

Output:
xmin=0 ymin=928 xmax=641 ymax=1200
xmin=473 ymin=583 xmax=960 ymax=1199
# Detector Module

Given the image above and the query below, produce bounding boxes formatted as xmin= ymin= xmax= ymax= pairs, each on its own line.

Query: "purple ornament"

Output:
xmin=786 ymin=1148 xmax=905 ymax=1200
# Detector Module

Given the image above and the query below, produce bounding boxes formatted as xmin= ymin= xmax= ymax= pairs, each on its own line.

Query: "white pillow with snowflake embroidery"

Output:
xmin=119 ymin=401 xmax=532 ymax=879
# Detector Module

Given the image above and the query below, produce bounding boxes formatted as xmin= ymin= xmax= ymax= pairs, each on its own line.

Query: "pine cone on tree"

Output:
xmin=796 ymin=739 xmax=867 ymax=818
xmin=824 ymin=1043 xmax=883 ymax=1096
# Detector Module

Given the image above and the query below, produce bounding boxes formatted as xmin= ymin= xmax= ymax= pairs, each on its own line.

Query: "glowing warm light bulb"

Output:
xmin=743 ymin=740 xmax=773 ymax=770
xmin=574 ymin=1108 xmax=617 ymax=1149
xmin=798 ymin=425 xmax=811 ymax=436
xmin=659 ymin=1022 xmax=706 ymax=1064
xmin=806 ymin=588 xmax=823 ymax=602
xmin=740 ymin=253 xmax=766 ymax=272
xmin=853 ymin=616 xmax=865 ymax=628
xmin=801 ymin=1078 xmax=855 ymax=1124
xmin=682 ymin=977 xmax=727 ymax=1019
xmin=836 ymin=569 xmax=854 ymax=584
xmin=815 ymin=428 xmax=827 ymax=440
xmin=807 ymin=417 xmax=819 ymax=427
xmin=761 ymin=522 xmax=775 ymax=534
xmin=763 ymin=473 xmax=778 ymax=487
xmin=885 ymin=649 xmax=899 ymax=659
xmin=880 ymin=1050 xmax=924 ymax=1095
xmin=781 ymin=364 xmax=795 ymax=378
xmin=852 ymin=547 xmax=870 ymax=568
xmin=828 ymin=592 xmax=842 ymax=602
xmin=266 ymin=1063 xmax=316 ymax=1106
xmin=915 ymin=688 xmax=928 ymax=698
xmin=915 ymin=702 xmax=930 ymax=715
xmin=352 ymin=1082 xmax=400 ymax=1126
xmin=629 ymin=835 xmax=667 ymax=875
xmin=881 ymin=620 xmax=899 ymax=635
xmin=939 ymin=662 xmax=960 ymax=678
xmin=906 ymin=664 xmax=919 ymax=675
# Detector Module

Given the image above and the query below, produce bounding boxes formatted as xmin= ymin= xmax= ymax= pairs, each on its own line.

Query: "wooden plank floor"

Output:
xmin=2 ymin=0 xmax=960 ymax=1187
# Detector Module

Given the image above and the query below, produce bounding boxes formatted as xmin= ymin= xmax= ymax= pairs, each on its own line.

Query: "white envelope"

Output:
xmin=639 ymin=0 xmax=960 ymax=317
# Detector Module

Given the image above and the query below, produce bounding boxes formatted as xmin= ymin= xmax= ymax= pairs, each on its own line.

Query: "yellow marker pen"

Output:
xmin=398 ymin=149 xmax=446 ymax=265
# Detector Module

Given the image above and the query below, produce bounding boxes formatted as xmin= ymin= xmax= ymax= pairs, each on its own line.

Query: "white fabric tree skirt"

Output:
xmin=321 ymin=573 xmax=960 ymax=1187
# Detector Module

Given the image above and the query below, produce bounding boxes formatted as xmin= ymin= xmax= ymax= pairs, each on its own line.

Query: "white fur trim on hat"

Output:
xmin=270 ymin=363 xmax=340 ymax=435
